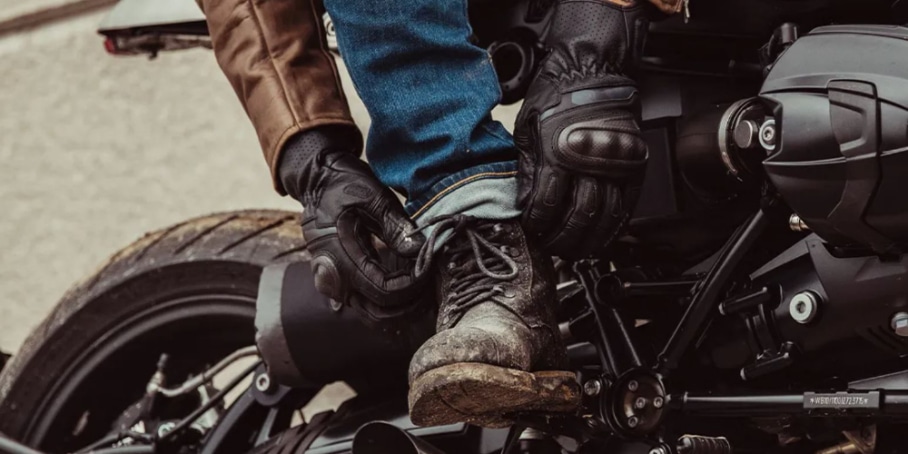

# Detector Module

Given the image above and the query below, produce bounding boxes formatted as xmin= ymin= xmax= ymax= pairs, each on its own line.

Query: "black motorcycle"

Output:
xmin=4 ymin=0 xmax=908 ymax=453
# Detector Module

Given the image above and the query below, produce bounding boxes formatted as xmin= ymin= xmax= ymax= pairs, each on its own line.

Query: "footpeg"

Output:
xmin=677 ymin=435 xmax=732 ymax=454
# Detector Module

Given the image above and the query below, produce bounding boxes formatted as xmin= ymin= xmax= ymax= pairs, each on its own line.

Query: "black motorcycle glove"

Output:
xmin=279 ymin=126 xmax=427 ymax=321
xmin=514 ymin=0 xmax=650 ymax=260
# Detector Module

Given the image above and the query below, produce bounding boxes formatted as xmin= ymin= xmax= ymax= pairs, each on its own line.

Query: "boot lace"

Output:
xmin=414 ymin=216 xmax=519 ymax=319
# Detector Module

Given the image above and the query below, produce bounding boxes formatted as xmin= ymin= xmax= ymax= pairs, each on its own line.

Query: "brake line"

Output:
xmin=147 ymin=346 xmax=260 ymax=397
xmin=157 ymin=360 xmax=262 ymax=442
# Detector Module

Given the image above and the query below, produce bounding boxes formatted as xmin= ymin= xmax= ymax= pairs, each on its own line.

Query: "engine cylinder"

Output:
xmin=760 ymin=25 xmax=908 ymax=252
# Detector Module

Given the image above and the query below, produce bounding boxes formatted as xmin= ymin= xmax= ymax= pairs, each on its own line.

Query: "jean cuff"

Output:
xmin=407 ymin=161 xmax=520 ymax=219
xmin=411 ymin=163 xmax=521 ymax=252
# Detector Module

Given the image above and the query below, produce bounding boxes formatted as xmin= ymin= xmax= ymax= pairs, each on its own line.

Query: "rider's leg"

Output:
xmin=322 ymin=0 xmax=519 ymax=224
xmin=323 ymin=0 xmax=579 ymax=427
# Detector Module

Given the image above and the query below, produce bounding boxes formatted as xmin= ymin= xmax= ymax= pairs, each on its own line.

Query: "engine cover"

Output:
xmin=704 ymin=236 xmax=908 ymax=383
xmin=760 ymin=25 xmax=908 ymax=253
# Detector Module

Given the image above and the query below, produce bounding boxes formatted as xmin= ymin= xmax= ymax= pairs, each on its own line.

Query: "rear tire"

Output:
xmin=0 ymin=210 xmax=307 ymax=451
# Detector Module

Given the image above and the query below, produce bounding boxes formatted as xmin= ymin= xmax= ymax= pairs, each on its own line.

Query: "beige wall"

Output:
xmin=0 ymin=0 xmax=79 ymax=23
xmin=0 ymin=11 xmax=297 ymax=353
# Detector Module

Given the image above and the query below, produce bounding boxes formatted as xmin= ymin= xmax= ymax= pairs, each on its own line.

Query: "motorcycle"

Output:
xmin=3 ymin=0 xmax=908 ymax=452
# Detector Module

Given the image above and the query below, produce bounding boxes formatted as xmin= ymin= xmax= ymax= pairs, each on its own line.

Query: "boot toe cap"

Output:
xmin=408 ymin=323 xmax=533 ymax=384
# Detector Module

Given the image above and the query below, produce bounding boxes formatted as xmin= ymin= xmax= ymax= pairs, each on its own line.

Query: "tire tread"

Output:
xmin=0 ymin=210 xmax=306 ymax=439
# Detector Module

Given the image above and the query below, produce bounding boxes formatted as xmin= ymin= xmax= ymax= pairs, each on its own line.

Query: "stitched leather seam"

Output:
xmin=309 ymin=1 xmax=349 ymax=107
xmin=245 ymin=0 xmax=299 ymax=125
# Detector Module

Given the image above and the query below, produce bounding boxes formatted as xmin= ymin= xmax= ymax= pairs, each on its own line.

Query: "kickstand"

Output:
xmin=500 ymin=425 xmax=525 ymax=454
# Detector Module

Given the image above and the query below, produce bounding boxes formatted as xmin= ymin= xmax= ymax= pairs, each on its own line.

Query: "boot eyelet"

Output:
xmin=493 ymin=223 xmax=505 ymax=233
xmin=447 ymin=262 xmax=457 ymax=271
xmin=494 ymin=285 xmax=516 ymax=298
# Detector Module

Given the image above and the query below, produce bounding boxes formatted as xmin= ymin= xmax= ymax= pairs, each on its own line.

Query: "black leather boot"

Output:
xmin=408 ymin=216 xmax=580 ymax=427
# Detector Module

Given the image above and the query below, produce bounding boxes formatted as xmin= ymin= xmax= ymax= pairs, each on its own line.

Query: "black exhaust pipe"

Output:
xmin=351 ymin=422 xmax=445 ymax=454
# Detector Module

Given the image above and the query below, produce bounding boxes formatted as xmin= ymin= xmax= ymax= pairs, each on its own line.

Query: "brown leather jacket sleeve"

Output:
xmin=197 ymin=0 xmax=359 ymax=194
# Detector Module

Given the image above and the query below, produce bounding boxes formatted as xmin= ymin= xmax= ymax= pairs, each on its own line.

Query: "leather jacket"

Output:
xmin=197 ymin=0 xmax=683 ymax=194
xmin=196 ymin=0 xmax=359 ymax=195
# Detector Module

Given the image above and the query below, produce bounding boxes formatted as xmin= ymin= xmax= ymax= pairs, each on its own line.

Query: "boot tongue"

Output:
xmin=419 ymin=218 xmax=522 ymax=328
xmin=414 ymin=215 xmax=516 ymax=279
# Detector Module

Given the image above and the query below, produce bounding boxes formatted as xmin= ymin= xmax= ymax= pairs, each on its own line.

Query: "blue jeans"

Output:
xmin=323 ymin=0 xmax=520 ymax=225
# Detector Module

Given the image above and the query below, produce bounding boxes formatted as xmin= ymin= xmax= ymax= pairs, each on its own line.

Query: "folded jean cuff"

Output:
xmin=405 ymin=161 xmax=519 ymax=218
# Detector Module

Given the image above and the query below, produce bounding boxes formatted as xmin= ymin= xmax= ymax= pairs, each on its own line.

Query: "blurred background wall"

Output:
xmin=0 ymin=4 xmax=299 ymax=354
xmin=0 ymin=2 xmax=520 ymax=355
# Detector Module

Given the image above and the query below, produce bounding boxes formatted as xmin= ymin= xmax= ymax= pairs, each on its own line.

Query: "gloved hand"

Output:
xmin=514 ymin=0 xmax=650 ymax=260
xmin=279 ymin=126 xmax=427 ymax=321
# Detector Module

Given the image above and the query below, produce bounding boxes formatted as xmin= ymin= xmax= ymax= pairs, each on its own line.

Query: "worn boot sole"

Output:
xmin=408 ymin=363 xmax=581 ymax=428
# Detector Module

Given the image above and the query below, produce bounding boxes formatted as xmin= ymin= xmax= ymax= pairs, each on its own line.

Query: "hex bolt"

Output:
xmin=653 ymin=396 xmax=665 ymax=409
xmin=583 ymin=379 xmax=602 ymax=397
xmin=789 ymin=291 xmax=820 ymax=325
xmin=649 ymin=447 xmax=668 ymax=454
xmin=627 ymin=416 xmax=640 ymax=428
xmin=789 ymin=214 xmax=810 ymax=232
xmin=628 ymin=380 xmax=639 ymax=392
xmin=759 ymin=119 xmax=777 ymax=150
xmin=892 ymin=312 xmax=908 ymax=338
xmin=634 ymin=397 xmax=648 ymax=410
xmin=255 ymin=373 xmax=272 ymax=392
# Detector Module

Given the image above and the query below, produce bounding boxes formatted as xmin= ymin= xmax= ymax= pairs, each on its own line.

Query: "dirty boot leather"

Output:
xmin=408 ymin=216 xmax=580 ymax=427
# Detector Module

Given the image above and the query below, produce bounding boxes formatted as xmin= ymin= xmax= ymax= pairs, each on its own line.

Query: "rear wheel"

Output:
xmin=0 ymin=210 xmax=307 ymax=452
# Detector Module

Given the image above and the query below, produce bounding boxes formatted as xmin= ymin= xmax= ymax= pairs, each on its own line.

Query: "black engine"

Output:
xmin=251 ymin=20 xmax=908 ymax=454
xmin=705 ymin=235 xmax=908 ymax=384
xmin=761 ymin=25 xmax=908 ymax=254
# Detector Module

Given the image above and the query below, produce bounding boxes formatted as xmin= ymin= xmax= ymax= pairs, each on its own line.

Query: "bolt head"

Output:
xmin=759 ymin=119 xmax=778 ymax=150
xmin=628 ymin=380 xmax=639 ymax=392
xmin=649 ymin=448 xmax=667 ymax=454
xmin=634 ymin=397 xmax=648 ymax=409
xmin=627 ymin=416 xmax=639 ymax=428
xmin=733 ymin=120 xmax=759 ymax=149
xmin=892 ymin=312 xmax=908 ymax=337
xmin=789 ymin=291 xmax=819 ymax=324
xmin=255 ymin=373 xmax=272 ymax=392
xmin=653 ymin=396 xmax=665 ymax=409
xmin=583 ymin=379 xmax=602 ymax=396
